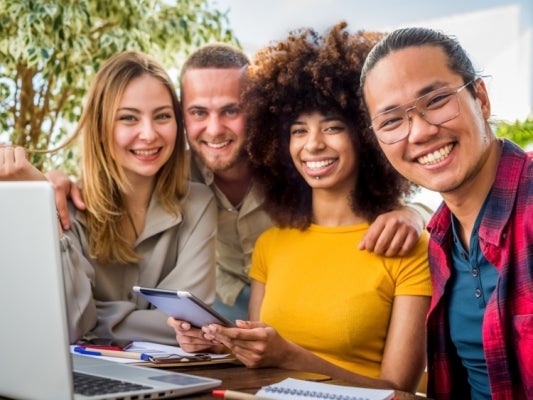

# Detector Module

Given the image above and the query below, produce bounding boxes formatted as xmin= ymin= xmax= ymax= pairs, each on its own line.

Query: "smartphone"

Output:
xmin=133 ymin=286 xmax=235 ymax=328
xmin=76 ymin=338 xmax=133 ymax=351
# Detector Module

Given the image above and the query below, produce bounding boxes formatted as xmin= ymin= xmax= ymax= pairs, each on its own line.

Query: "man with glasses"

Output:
xmin=361 ymin=27 xmax=531 ymax=400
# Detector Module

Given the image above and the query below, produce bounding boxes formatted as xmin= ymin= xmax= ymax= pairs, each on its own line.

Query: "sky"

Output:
xmin=213 ymin=0 xmax=519 ymax=54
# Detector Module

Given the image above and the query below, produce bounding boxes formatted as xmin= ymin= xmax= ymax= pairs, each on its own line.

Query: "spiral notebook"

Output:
xmin=256 ymin=378 xmax=395 ymax=400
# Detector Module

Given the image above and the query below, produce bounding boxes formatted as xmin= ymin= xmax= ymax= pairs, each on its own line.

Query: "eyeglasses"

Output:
xmin=370 ymin=80 xmax=475 ymax=144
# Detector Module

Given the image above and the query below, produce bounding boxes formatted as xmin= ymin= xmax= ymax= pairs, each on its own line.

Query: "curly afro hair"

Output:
xmin=244 ymin=21 xmax=416 ymax=230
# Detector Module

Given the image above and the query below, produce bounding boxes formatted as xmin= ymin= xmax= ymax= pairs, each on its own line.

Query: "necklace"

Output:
xmin=125 ymin=210 xmax=139 ymax=240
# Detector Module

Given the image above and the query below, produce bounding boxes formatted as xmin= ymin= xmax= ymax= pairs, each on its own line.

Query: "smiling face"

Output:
xmin=113 ymin=74 xmax=177 ymax=185
xmin=181 ymin=68 xmax=247 ymax=175
xmin=363 ymin=45 xmax=494 ymax=196
xmin=289 ymin=111 xmax=357 ymax=196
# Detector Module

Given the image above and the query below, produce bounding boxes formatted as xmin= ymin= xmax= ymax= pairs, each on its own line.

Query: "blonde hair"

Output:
xmin=73 ymin=51 xmax=188 ymax=264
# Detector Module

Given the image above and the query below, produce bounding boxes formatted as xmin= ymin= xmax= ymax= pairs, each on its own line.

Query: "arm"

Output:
xmin=202 ymin=319 xmax=418 ymax=391
xmin=359 ymin=203 xmax=432 ymax=257
xmin=44 ymin=170 xmax=86 ymax=230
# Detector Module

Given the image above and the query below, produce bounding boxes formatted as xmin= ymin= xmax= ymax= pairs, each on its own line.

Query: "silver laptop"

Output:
xmin=0 ymin=181 xmax=221 ymax=400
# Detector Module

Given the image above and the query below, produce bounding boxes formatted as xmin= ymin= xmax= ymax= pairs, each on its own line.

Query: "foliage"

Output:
xmin=494 ymin=117 xmax=533 ymax=149
xmin=0 ymin=0 xmax=237 ymax=174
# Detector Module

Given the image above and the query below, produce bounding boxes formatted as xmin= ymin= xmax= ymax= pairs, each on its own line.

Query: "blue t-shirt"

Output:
xmin=448 ymin=201 xmax=498 ymax=400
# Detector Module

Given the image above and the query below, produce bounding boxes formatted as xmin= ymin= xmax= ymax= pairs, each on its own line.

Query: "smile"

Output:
xmin=305 ymin=159 xmax=335 ymax=170
xmin=417 ymin=144 xmax=454 ymax=165
xmin=206 ymin=140 xmax=231 ymax=149
xmin=131 ymin=148 xmax=160 ymax=156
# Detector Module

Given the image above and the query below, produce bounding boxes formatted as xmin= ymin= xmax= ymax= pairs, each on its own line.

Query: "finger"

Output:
xmin=396 ymin=230 xmax=419 ymax=257
xmin=368 ymin=226 xmax=394 ymax=255
xmin=54 ymin=190 xmax=72 ymax=230
xmin=14 ymin=146 xmax=28 ymax=165
xmin=70 ymin=183 xmax=87 ymax=210
xmin=3 ymin=146 xmax=15 ymax=166
xmin=358 ymin=223 xmax=383 ymax=252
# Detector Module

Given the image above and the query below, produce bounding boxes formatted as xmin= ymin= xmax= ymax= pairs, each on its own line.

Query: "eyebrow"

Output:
xmin=117 ymin=105 xmax=173 ymax=113
xmin=291 ymin=115 xmax=343 ymax=125
xmin=186 ymin=102 xmax=240 ymax=112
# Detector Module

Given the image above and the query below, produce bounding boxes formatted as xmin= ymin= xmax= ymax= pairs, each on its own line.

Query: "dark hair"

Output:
xmin=361 ymin=27 xmax=478 ymax=97
xmin=180 ymin=43 xmax=249 ymax=82
xmin=245 ymin=22 xmax=414 ymax=229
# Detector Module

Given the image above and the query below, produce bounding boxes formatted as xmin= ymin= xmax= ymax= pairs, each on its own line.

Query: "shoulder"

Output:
xmin=256 ymin=226 xmax=291 ymax=245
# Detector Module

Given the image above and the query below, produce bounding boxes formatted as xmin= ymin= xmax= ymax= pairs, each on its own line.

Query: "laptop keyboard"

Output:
xmin=73 ymin=371 xmax=153 ymax=396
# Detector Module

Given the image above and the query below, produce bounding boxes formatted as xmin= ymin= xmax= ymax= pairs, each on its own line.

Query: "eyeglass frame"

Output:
xmin=369 ymin=79 xmax=477 ymax=145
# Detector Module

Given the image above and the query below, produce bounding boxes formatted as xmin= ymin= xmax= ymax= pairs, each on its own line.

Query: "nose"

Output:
xmin=205 ymin=114 xmax=224 ymax=136
xmin=138 ymin=119 xmax=157 ymax=142
xmin=304 ymin=130 xmax=326 ymax=152
xmin=406 ymin=109 xmax=439 ymax=144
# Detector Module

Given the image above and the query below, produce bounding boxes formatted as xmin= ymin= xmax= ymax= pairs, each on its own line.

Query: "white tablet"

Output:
xmin=133 ymin=286 xmax=235 ymax=328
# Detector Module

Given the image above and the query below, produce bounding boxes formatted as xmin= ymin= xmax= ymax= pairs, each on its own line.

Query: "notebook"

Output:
xmin=256 ymin=378 xmax=395 ymax=400
xmin=0 ymin=181 xmax=221 ymax=400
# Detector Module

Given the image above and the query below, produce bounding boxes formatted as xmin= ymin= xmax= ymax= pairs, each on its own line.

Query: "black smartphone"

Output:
xmin=76 ymin=338 xmax=133 ymax=351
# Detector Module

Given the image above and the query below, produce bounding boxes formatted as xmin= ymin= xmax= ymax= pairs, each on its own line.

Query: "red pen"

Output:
xmin=212 ymin=389 xmax=272 ymax=400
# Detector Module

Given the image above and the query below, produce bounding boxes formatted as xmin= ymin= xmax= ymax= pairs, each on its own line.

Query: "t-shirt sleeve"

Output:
xmin=249 ymin=228 xmax=275 ymax=284
xmin=394 ymin=230 xmax=433 ymax=297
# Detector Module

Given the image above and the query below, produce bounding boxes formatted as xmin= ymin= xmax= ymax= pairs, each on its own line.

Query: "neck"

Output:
xmin=214 ymin=161 xmax=253 ymax=207
xmin=442 ymin=139 xmax=502 ymax=249
xmin=312 ymin=189 xmax=365 ymax=227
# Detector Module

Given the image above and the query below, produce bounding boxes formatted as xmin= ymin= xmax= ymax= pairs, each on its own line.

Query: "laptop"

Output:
xmin=0 ymin=181 xmax=221 ymax=400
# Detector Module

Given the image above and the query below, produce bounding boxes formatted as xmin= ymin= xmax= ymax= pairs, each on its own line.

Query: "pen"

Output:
xmin=212 ymin=389 xmax=273 ymax=400
xmin=73 ymin=346 xmax=151 ymax=361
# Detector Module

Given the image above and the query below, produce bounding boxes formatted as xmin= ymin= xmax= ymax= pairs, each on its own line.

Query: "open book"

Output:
xmin=256 ymin=378 xmax=395 ymax=400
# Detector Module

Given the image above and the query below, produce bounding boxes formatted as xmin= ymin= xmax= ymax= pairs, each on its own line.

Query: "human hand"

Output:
xmin=0 ymin=146 xmax=46 ymax=181
xmin=44 ymin=170 xmax=86 ymax=230
xmin=359 ymin=206 xmax=424 ymax=257
xmin=167 ymin=317 xmax=223 ymax=353
xmin=202 ymin=320 xmax=292 ymax=368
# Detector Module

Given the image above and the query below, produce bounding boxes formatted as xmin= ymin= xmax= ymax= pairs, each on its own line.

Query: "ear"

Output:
xmin=473 ymin=79 xmax=491 ymax=120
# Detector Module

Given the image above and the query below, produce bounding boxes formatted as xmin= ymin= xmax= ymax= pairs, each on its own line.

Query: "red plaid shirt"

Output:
xmin=426 ymin=139 xmax=533 ymax=400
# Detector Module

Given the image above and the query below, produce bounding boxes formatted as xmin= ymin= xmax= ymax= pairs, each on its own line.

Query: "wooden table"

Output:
xmin=0 ymin=361 xmax=427 ymax=399
xmin=170 ymin=362 xmax=428 ymax=399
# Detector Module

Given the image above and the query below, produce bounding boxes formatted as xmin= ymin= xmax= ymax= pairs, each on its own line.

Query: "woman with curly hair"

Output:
xmin=178 ymin=23 xmax=431 ymax=392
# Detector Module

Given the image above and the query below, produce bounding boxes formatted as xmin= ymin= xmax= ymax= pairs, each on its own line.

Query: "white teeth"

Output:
xmin=306 ymin=159 xmax=334 ymax=170
xmin=133 ymin=148 xmax=159 ymax=156
xmin=207 ymin=141 xmax=230 ymax=149
xmin=417 ymin=144 xmax=453 ymax=165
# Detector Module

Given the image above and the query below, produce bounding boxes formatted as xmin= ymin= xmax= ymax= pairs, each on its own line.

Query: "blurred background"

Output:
xmin=1 ymin=0 xmax=531 ymax=209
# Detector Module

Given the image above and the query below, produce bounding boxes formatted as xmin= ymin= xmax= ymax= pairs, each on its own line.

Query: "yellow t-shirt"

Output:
xmin=249 ymin=223 xmax=431 ymax=378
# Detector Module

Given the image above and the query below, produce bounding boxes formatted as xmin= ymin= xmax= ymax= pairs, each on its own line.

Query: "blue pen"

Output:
xmin=74 ymin=346 xmax=151 ymax=361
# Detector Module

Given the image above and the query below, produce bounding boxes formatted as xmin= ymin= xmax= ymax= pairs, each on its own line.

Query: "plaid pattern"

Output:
xmin=425 ymin=139 xmax=533 ymax=400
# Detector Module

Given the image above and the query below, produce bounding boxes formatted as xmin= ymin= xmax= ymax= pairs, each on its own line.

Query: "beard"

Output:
xmin=191 ymin=140 xmax=248 ymax=173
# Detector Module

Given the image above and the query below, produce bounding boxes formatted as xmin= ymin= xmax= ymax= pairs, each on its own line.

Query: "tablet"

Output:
xmin=133 ymin=286 xmax=235 ymax=328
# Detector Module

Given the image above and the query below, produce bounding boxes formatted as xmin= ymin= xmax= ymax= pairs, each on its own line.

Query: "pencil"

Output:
xmin=212 ymin=389 xmax=273 ymax=400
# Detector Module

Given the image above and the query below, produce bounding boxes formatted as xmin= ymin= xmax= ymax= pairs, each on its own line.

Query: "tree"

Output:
xmin=0 ymin=0 xmax=237 ymax=173
xmin=494 ymin=117 xmax=533 ymax=149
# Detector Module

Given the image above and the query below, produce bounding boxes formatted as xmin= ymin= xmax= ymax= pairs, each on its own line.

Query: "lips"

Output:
xmin=417 ymin=144 xmax=454 ymax=165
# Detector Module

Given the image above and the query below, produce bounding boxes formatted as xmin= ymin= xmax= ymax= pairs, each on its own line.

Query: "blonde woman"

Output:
xmin=0 ymin=51 xmax=216 ymax=344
